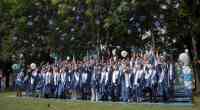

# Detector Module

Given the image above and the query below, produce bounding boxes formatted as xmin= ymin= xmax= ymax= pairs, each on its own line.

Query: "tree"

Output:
xmin=0 ymin=0 xmax=199 ymax=72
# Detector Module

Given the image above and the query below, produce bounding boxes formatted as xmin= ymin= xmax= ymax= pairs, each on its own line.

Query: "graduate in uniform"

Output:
xmin=96 ymin=65 xmax=102 ymax=101
xmin=16 ymin=70 xmax=24 ymax=97
xmin=150 ymin=65 xmax=158 ymax=102
xmin=44 ymin=67 xmax=53 ymax=98
xmin=143 ymin=64 xmax=155 ymax=102
xmin=86 ymin=64 xmax=93 ymax=100
xmin=168 ymin=57 xmax=176 ymax=99
xmin=72 ymin=65 xmax=80 ymax=100
xmin=53 ymin=67 xmax=60 ymax=97
xmin=30 ymin=69 xmax=38 ymax=96
xmin=112 ymin=65 xmax=120 ymax=101
xmin=129 ymin=62 xmax=136 ymax=102
xmin=58 ymin=68 xmax=66 ymax=98
xmin=134 ymin=64 xmax=144 ymax=102
xmin=65 ymin=66 xmax=72 ymax=99
xmin=80 ymin=65 xmax=89 ymax=100
xmin=121 ymin=65 xmax=131 ymax=102
xmin=158 ymin=59 xmax=169 ymax=102
xmin=24 ymin=68 xmax=32 ymax=96
xmin=23 ymin=71 xmax=30 ymax=96
xmin=41 ymin=67 xmax=47 ymax=97
xmin=36 ymin=68 xmax=44 ymax=98
xmin=91 ymin=64 xmax=101 ymax=101
xmin=100 ymin=66 xmax=109 ymax=100
xmin=91 ymin=65 xmax=96 ymax=101
xmin=144 ymin=64 xmax=152 ymax=88
xmin=149 ymin=50 xmax=160 ymax=102
xmin=107 ymin=64 xmax=113 ymax=101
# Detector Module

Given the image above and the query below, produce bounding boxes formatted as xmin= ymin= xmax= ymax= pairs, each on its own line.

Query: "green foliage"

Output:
xmin=51 ymin=0 xmax=60 ymax=5
xmin=0 ymin=0 xmax=200 ymax=64
xmin=179 ymin=0 xmax=191 ymax=17
xmin=0 ymin=34 xmax=15 ymax=61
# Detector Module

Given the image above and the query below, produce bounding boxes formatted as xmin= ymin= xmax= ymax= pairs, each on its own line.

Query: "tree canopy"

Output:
xmin=0 ymin=0 xmax=199 ymax=64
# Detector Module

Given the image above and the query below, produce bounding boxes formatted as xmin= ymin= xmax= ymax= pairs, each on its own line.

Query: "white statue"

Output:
xmin=179 ymin=49 xmax=193 ymax=97
xmin=178 ymin=49 xmax=190 ymax=66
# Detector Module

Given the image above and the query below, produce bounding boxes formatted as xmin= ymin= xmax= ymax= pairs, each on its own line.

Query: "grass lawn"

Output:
xmin=0 ymin=92 xmax=198 ymax=110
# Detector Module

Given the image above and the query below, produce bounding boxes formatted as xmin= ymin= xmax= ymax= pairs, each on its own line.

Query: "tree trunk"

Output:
xmin=192 ymin=36 xmax=200 ymax=94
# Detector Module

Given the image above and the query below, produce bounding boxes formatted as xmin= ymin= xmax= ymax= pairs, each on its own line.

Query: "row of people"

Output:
xmin=15 ymin=51 xmax=192 ymax=102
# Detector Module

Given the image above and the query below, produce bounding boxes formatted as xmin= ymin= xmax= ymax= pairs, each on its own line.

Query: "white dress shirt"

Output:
xmin=112 ymin=70 xmax=119 ymax=84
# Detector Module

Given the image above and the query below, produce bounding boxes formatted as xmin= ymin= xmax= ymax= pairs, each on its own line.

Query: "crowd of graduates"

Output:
xmin=15 ymin=49 xmax=193 ymax=103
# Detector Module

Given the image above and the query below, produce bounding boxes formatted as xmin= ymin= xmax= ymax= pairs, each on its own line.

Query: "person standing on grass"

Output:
xmin=30 ymin=68 xmax=38 ymax=96
xmin=65 ymin=66 xmax=72 ymax=99
xmin=134 ymin=63 xmax=144 ymax=103
xmin=80 ymin=65 xmax=89 ymax=100
xmin=44 ymin=67 xmax=53 ymax=98
xmin=107 ymin=64 xmax=113 ymax=101
xmin=23 ymin=70 xmax=30 ymax=96
xmin=58 ymin=68 xmax=66 ymax=98
xmin=121 ymin=65 xmax=131 ymax=102
xmin=167 ymin=57 xmax=176 ymax=100
xmin=112 ymin=64 xmax=120 ymax=101
xmin=90 ymin=65 xmax=96 ymax=101
xmin=93 ymin=65 xmax=102 ymax=101
xmin=129 ymin=64 xmax=136 ymax=102
xmin=158 ymin=58 xmax=169 ymax=102
xmin=100 ymin=66 xmax=105 ymax=100
xmin=72 ymin=65 xmax=80 ymax=100
xmin=86 ymin=64 xmax=93 ymax=100
xmin=100 ymin=66 xmax=109 ymax=101
xmin=41 ymin=67 xmax=47 ymax=97
xmin=150 ymin=65 xmax=158 ymax=102
xmin=16 ymin=70 xmax=24 ymax=97
xmin=35 ymin=68 xmax=43 ymax=98
xmin=91 ymin=65 xmax=99 ymax=101
xmin=143 ymin=64 xmax=153 ymax=101
xmin=53 ymin=67 xmax=60 ymax=98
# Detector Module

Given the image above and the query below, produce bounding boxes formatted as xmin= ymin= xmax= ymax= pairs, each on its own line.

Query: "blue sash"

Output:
xmin=184 ymin=74 xmax=192 ymax=81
